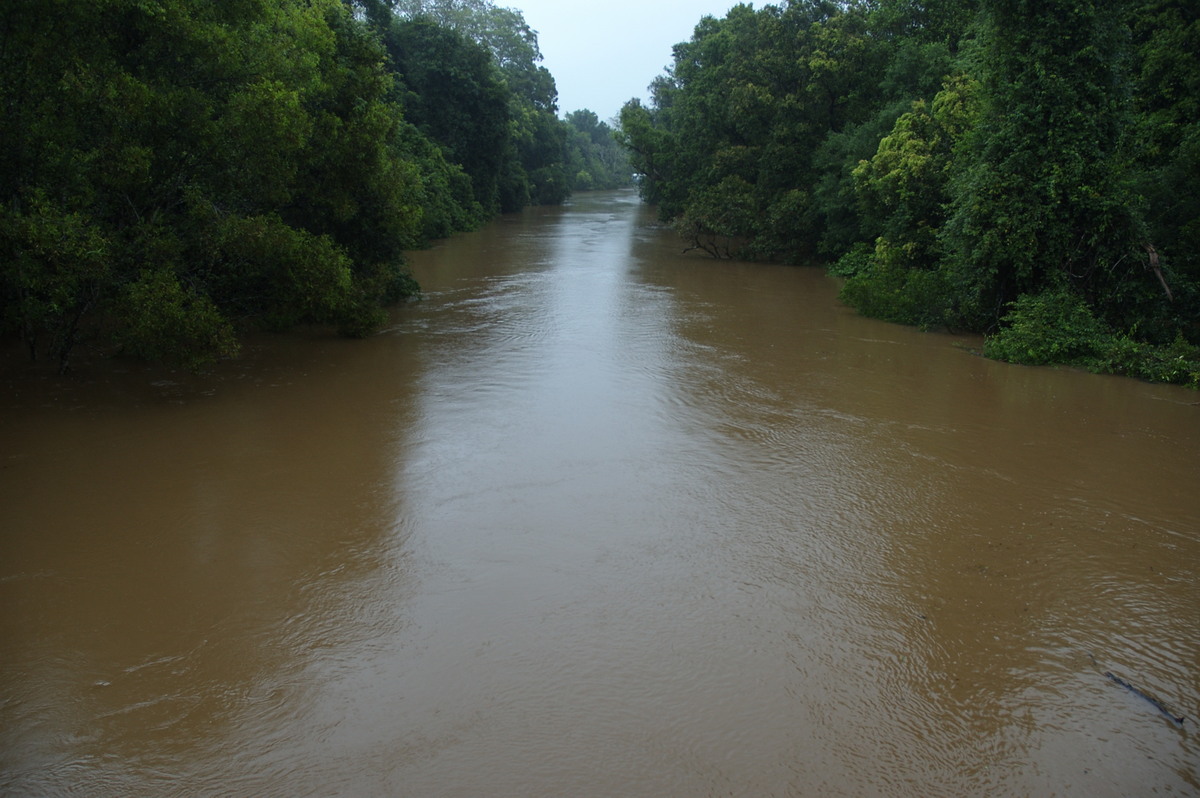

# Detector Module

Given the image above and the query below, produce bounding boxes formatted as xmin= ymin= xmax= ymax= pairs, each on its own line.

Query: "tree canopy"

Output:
xmin=619 ymin=0 xmax=1200 ymax=386
xmin=564 ymin=110 xmax=633 ymax=191
xmin=1 ymin=0 xmax=629 ymax=371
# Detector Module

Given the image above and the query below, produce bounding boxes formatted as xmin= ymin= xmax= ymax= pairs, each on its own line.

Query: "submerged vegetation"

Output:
xmin=0 ymin=0 xmax=630 ymax=371
xmin=619 ymin=0 xmax=1200 ymax=387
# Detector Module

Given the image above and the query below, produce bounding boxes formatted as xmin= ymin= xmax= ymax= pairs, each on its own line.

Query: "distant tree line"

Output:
xmin=619 ymin=0 xmax=1200 ymax=386
xmin=0 ymin=0 xmax=630 ymax=371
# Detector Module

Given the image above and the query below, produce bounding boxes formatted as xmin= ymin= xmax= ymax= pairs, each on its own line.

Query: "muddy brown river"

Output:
xmin=2 ymin=190 xmax=1198 ymax=796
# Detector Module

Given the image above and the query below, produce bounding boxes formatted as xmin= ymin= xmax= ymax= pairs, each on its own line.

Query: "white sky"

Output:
xmin=510 ymin=0 xmax=742 ymax=123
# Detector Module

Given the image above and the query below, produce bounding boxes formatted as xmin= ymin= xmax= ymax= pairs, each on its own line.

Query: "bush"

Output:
xmin=985 ymin=289 xmax=1200 ymax=387
xmin=116 ymin=270 xmax=239 ymax=371
xmin=838 ymin=255 xmax=951 ymax=329
xmin=828 ymin=243 xmax=874 ymax=277
xmin=1096 ymin=333 xmax=1200 ymax=388
xmin=983 ymin=290 xmax=1108 ymax=366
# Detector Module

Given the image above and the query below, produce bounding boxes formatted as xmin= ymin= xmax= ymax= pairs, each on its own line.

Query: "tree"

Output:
xmin=1129 ymin=0 xmax=1200 ymax=335
xmin=0 ymin=0 xmax=449 ymax=369
xmin=836 ymin=74 xmax=979 ymax=325
xmin=618 ymin=1 xmax=911 ymax=260
xmin=564 ymin=110 xmax=632 ymax=191
xmin=391 ymin=0 xmax=556 ymax=109
xmin=382 ymin=18 xmax=511 ymax=213
xmin=941 ymin=0 xmax=1149 ymax=329
xmin=387 ymin=0 xmax=570 ymax=210
xmin=614 ymin=0 xmax=1200 ymax=383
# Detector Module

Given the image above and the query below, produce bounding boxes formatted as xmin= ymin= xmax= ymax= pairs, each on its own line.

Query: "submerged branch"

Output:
xmin=1104 ymin=670 xmax=1186 ymax=726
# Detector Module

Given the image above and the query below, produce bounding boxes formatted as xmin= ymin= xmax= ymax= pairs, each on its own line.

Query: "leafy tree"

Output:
xmin=382 ymin=18 xmax=511 ymax=213
xmin=617 ymin=98 xmax=681 ymax=211
xmin=516 ymin=104 xmax=570 ymax=204
xmin=564 ymin=110 xmax=632 ymax=191
xmin=393 ymin=121 xmax=486 ymax=240
xmin=619 ymin=1 xmax=926 ymax=260
xmin=836 ymin=74 xmax=979 ymax=325
xmin=1129 ymin=0 xmax=1200 ymax=336
xmin=616 ymin=0 xmax=1199 ymax=383
xmin=387 ymin=0 xmax=570 ymax=209
xmin=0 ymin=0 xmax=460 ymax=370
xmin=391 ymin=0 xmax=556 ymax=109
xmin=941 ymin=0 xmax=1150 ymax=330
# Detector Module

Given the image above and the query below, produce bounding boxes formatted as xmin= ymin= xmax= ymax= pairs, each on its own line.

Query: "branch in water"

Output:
xmin=1105 ymin=670 xmax=1186 ymax=726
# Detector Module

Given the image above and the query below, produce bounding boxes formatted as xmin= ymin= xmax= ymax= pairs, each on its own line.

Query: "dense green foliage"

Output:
xmin=1 ymin=0 xmax=426 ymax=370
xmin=381 ymin=18 xmax=511 ymax=213
xmin=387 ymin=0 xmax=565 ymax=206
xmin=620 ymin=0 xmax=1200 ymax=386
xmin=563 ymin=110 xmax=634 ymax=191
xmin=385 ymin=2 xmax=632 ymax=199
xmin=1 ymin=0 xmax=620 ymax=370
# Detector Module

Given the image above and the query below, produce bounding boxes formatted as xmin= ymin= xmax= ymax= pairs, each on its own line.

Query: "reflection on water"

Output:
xmin=2 ymin=190 xmax=1198 ymax=796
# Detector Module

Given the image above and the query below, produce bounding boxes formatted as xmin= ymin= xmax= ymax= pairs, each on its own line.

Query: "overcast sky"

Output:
xmin=510 ymin=1 xmax=741 ymax=123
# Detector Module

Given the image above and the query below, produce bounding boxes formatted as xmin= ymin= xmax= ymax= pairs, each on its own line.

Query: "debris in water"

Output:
xmin=1104 ymin=671 xmax=1186 ymax=726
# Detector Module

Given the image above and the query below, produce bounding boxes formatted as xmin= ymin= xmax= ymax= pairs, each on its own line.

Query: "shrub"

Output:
xmin=985 ymin=288 xmax=1200 ymax=387
xmin=838 ymin=249 xmax=951 ymax=330
xmin=983 ymin=289 xmax=1108 ymax=366
xmin=116 ymin=270 xmax=239 ymax=371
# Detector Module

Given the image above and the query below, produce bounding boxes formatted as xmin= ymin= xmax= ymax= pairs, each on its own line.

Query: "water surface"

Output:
xmin=2 ymin=190 xmax=1198 ymax=796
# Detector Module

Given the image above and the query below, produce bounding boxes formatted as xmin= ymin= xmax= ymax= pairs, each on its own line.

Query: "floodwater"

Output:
xmin=1 ymin=190 xmax=1197 ymax=796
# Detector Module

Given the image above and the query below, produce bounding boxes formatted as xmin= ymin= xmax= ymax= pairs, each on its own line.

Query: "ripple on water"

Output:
xmin=3 ymin=191 xmax=1198 ymax=797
